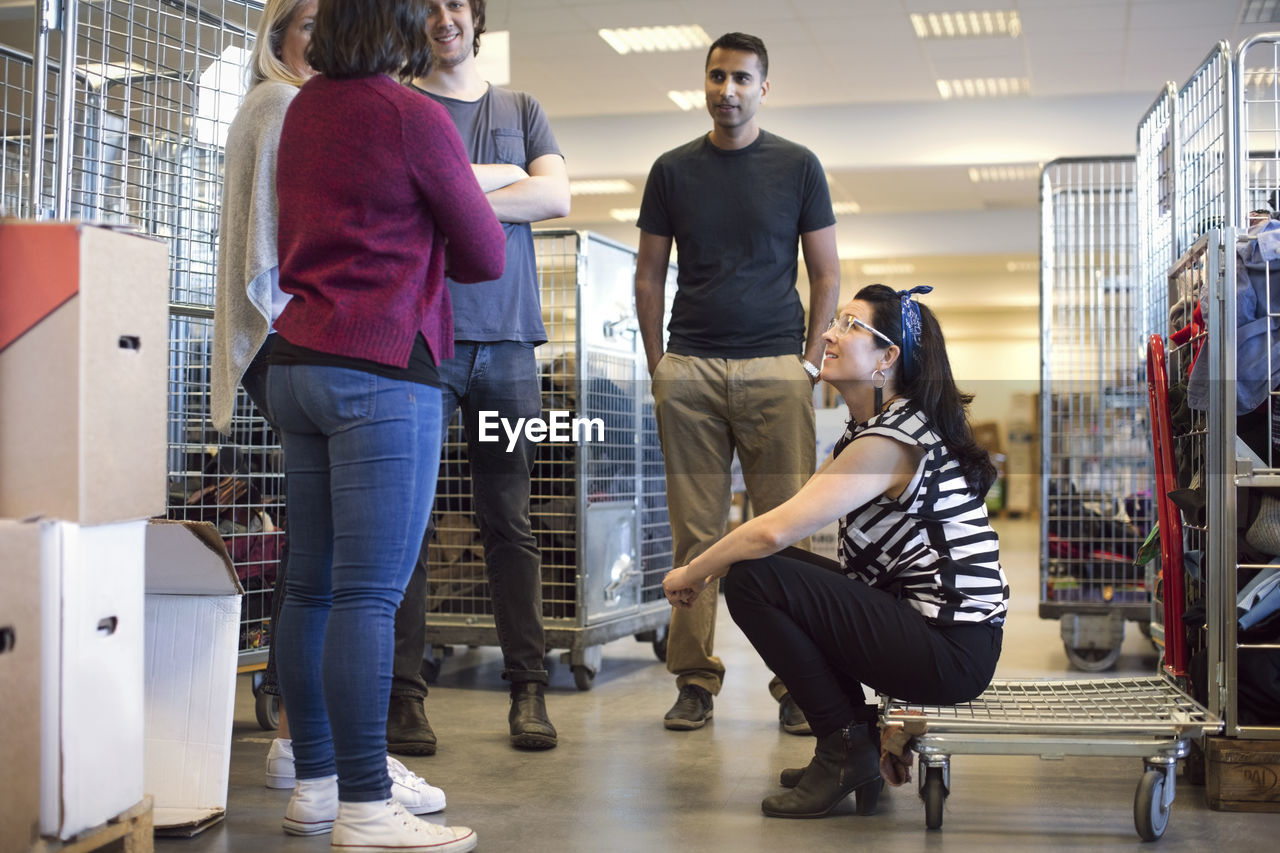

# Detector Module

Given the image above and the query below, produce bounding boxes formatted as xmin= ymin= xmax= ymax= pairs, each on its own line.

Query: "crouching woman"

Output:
xmin=662 ymin=283 xmax=1009 ymax=818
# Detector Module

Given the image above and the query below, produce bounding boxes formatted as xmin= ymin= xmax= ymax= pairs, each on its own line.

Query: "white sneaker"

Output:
xmin=282 ymin=774 xmax=338 ymax=836
xmin=272 ymin=742 xmax=439 ymax=812
xmin=387 ymin=756 xmax=446 ymax=814
xmin=331 ymin=799 xmax=476 ymax=853
xmin=266 ymin=738 xmax=295 ymax=789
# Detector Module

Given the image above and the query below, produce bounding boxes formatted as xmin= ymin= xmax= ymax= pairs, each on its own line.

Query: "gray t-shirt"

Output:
xmin=419 ymin=85 xmax=562 ymax=344
xmin=637 ymin=130 xmax=834 ymax=358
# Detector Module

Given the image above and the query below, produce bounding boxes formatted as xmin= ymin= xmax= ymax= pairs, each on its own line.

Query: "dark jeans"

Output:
xmin=392 ymin=341 xmax=547 ymax=697
xmin=724 ymin=547 xmax=1002 ymax=738
xmin=269 ymin=364 xmax=443 ymax=801
xmin=242 ymin=336 xmax=288 ymax=696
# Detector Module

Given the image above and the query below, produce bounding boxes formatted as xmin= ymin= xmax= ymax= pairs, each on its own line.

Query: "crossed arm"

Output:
xmin=471 ymin=153 xmax=570 ymax=224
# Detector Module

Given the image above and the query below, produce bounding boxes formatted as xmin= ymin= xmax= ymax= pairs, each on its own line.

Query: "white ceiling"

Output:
xmin=2 ymin=0 xmax=1278 ymax=309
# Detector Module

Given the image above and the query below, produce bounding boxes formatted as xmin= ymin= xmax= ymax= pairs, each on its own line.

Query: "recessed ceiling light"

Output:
xmin=969 ymin=164 xmax=1041 ymax=182
xmin=832 ymin=201 xmax=862 ymax=215
xmin=1006 ymin=260 xmax=1038 ymax=273
xmin=570 ymin=179 xmax=636 ymax=196
xmin=910 ymin=10 xmax=1021 ymax=39
xmin=599 ymin=25 xmax=711 ymax=55
xmin=861 ymin=262 xmax=915 ymax=275
xmin=609 ymin=208 xmax=641 ymax=222
xmin=1242 ymin=0 xmax=1280 ymax=23
xmin=937 ymin=77 xmax=1030 ymax=99
xmin=667 ymin=90 xmax=704 ymax=111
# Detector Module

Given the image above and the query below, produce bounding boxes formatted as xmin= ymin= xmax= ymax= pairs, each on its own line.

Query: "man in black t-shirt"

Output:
xmin=389 ymin=0 xmax=570 ymax=755
xmin=635 ymin=31 xmax=840 ymax=731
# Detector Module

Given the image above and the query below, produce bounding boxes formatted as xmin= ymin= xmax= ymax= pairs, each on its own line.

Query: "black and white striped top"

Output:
xmin=834 ymin=398 xmax=1008 ymax=626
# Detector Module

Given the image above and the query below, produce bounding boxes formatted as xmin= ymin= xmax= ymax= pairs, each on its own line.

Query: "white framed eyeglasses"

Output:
xmin=825 ymin=314 xmax=894 ymax=347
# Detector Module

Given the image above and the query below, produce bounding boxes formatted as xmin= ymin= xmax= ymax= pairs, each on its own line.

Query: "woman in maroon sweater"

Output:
xmin=265 ymin=2 xmax=502 ymax=850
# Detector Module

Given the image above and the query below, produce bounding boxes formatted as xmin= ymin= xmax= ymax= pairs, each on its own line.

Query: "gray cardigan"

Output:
xmin=211 ymin=81 xmax=297 ymax=434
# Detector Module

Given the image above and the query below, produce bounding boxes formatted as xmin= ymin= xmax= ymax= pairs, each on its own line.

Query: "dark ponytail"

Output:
xmin=855 ymin=284 xmax=997 ymax=497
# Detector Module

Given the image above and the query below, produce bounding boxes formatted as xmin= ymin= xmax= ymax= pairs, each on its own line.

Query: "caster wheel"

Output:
xmin=1064 ymin=643 xmax=1122 ymax=672
xmin=420 ymin=656 xmax=442 ymax=684
xmin=922 ymin=766 xmax=946 ymax=830
xmin=572 ymin=665 xmax=595 ymax=691
xmin=652 ymin=623 xmax=668 ymax=662
xmin=1134 ymin=768 xmax=1170 ymax=841
xmin=255 ymin=690 xmax=280 ymax=730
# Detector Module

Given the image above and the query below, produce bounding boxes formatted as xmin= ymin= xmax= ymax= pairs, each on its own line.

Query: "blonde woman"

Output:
xmin=211 ymin=0 xmax=442 ymax=821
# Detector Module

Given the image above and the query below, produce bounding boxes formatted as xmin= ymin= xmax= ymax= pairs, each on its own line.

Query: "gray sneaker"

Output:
xmin=664 ymin=684 xmax=713 ymax=730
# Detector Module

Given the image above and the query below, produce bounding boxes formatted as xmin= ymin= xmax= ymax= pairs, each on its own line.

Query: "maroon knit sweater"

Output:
xmin=275 ymin=74 xmax=505 ymax=368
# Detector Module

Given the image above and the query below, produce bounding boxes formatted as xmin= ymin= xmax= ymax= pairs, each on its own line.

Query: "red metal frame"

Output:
xmin=1145 ymin=334 xmax=1188 ymax=677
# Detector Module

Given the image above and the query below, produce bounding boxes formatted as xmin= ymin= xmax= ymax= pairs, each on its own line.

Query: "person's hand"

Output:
xmin=663 ymin=565 xmax=707 ymax=609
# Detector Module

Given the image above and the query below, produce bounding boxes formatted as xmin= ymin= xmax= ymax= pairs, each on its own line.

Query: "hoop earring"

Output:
xmin=871 ymin=369 xmax=887 ymax=389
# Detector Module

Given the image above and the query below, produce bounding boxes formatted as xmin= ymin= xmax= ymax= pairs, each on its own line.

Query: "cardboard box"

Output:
xmin=144 ymin=520 xmax=242 ymax=834
xmin=0 ymin=221 xmax=168 ymax=525
xmin=0 ymin=521 xmax=44 ymax=851
xmin=1205 ymin=736 xmax=1280 ymax=812
xmin=36 ymin=518 xmax=146 ymax=840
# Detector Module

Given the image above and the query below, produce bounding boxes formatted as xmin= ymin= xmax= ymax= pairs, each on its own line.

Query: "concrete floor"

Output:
xmin=160 ymin=517 xmax=1280 ymax=852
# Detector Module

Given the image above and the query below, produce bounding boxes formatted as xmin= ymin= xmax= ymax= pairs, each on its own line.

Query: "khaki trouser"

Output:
xmin=652 ymin=353 xmax=816 ymax=695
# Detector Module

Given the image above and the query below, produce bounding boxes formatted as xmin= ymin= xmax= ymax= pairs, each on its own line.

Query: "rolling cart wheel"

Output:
xmin=1063 ymin=643 xmax=1122 ymax=672
xmin=420 ymin=656 xmax=442 ymax=685
xmin=572 ymin=665 xmax=595 ymax=691
xmin=1134 ymin=768 xmax=1170 ymax=841
xmin=652 ymin=623 xmax=668 ymax=662
xmin=922 ymin=765 xmax=946 ymax=830
xmin=255 ymin=690 xmax=280 ymax=731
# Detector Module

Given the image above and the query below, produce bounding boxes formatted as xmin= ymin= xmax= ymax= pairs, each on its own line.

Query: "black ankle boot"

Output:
xmin=778 ymin=721 xmax=882 ymax=813
xmin=386 ymin=695 xmax=437 ymax=756
xmin=762 ymin=721 xmax=881 ymax=818
xmin=779 ymin=763 xmax=882 ymax=815
xmin=509 ymin=681 xmax=557 ymax=750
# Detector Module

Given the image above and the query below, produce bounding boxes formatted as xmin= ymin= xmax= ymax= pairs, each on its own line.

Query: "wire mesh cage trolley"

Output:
xmin=1039 ymin=157 xmax=1153 ymax=672
xmin=883 ymin=676 xmax=1220 ymax=840
xmin=424 ymin=230 xmax=674 ymax=690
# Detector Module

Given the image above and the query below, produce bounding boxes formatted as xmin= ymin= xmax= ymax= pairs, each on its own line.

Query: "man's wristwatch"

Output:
xmin=801 ymin=358 xmax=821 ymax=380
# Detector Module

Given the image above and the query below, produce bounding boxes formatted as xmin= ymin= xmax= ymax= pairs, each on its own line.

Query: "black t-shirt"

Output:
xmin=636 ymin=130 xmax=835 ymax=358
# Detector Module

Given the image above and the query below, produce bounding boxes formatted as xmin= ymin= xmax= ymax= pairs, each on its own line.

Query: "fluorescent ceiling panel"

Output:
xmin=599 ymin=25 xmax=711 ymax=55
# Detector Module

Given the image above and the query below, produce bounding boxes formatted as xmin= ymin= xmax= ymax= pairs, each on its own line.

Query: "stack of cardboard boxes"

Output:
xmin=0 ymin=222 xmax=242 ymax=847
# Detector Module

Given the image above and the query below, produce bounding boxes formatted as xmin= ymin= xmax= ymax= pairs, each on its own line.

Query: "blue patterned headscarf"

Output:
xmin=897 ymin=285 xmax=933 ymax=378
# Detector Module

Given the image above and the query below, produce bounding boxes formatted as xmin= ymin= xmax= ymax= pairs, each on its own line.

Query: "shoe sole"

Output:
xmin=401 ymin=798 xmax=447 ymax=815
xmin=761 ymin=778 xmax=882 ymax=819
xmin=388 ymin=741 xmax=438 ymax=757
xmin=282 ymin=818 xmax=334 ymax=836
xmin=332 ymin=827 xmax=477 ymax=853
xmin=511 ymin=732 xmax=558 ymax=750
xmin=781 ymin=722 xmax=813 ymax=735
xmin=266 ymin=773 xmax=295 ymax=789
xmin=663 ymin=710 xmax=712 ymax=730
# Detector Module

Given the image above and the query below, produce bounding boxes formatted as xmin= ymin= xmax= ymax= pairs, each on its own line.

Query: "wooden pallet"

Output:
xmin=1205 ymin=737 xmax=1280 ymax=813
xmin=29 ymin=797 xmax=153 ymax=853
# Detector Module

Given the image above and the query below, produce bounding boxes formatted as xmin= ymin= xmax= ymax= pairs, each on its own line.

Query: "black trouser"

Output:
xmin=391 ymin=342 xmax=548 ymax=699
xmin=723 ymin=547 xmax=1002 ymax=738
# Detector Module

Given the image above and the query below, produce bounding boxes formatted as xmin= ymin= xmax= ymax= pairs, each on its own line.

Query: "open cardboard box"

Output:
xmin=144 ymin=520 xmax=243 ymax=835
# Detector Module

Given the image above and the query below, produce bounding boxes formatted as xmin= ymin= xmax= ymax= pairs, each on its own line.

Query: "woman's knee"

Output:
xmin=722 ymin=557 xmax=774 ymax=606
